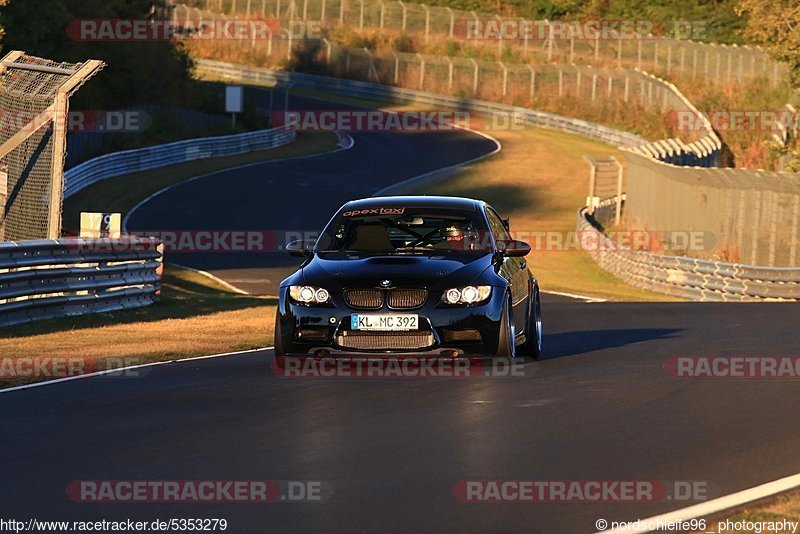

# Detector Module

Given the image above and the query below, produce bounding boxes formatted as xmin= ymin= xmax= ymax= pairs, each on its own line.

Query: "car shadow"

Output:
xmin=540 ymin=328 xmax=683 ymax=360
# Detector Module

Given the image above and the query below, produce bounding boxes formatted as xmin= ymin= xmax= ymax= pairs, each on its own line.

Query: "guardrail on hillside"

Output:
xmin=577 ymin=198 xmax=800 ymax=300
xmin=64 ymin=126 xmax=295 ymax=198
xmin=0 ymin=237 xmax=163 ymax=326
xmin=195 ymin=59 xmax=648 ymax=147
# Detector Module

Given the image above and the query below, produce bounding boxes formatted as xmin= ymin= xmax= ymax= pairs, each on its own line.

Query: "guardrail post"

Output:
xmin=470 ymin=58 xmax=479 ymax=95
xmin=423 ymin=4 xmax=430 ymax=42
xmin=623 ymin=76 xmax=629 ymax=102
xmin=591 ymin=72 xmax=597 ymax=101
xmin=527 ymin=64 xmax=535 ymax=100
xmin=667 ymin=43 xmax=672 ymax=75
xmin=613 ymin=156 xmax=623 ymax=225
xmin=791 ymin=194 xmax=800 ymax=266
xmin=417 ymin=53 xmax=425 ymax=89
xmin=399 ymin=1 xmax=407 ymax=32
xmin=496 ymin=15 xmax=503 ymax=56
xmin=558 ymin=67 xmax=563 ymax=97
xmin=320 ymin=0 xmax=326 ymax=21
xmin=447 ymin=57 xmax=453 ymax=90
xmin=359 ymin=0 xmax=364 ymax=30
xmin=584 ymin=156 xmax=597 ymax=215
xmin=637 ymin=40 xmax=642 ymax=69
xmin=446 ymin=7 xmax=454 ymax=38
xmin=569 ymin=34 xmax=574 ymax=64
xmin=339 ymin=0 xmax=344 ymax=24
xmin=323 ymin=37 xmax=331 ymax=65
xmin=750 ymin=190 xmax=762 ymax=265
xmin=379 ymin=0 xmax=385 ymax=29
xmin=392 ymin=52 xmax=399 ymax=84
xmin=653 ymin=41 xmax=658 ymax=68
xmin=768 ymin=190 xmax=779 ymax=267
xmin=499 ymin=61 xmax=508 ymax=97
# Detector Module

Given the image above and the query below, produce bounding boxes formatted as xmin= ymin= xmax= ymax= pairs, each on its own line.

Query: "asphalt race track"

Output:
xmin=2 ymin=300 xmax=800 ymax=532
xmin=126 ymin=93 xmax=499 ymax=295
xmin=5 ymin=91 xmax=800 ymax=533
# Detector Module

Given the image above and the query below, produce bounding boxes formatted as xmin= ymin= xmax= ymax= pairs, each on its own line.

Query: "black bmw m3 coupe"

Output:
xmin=275 ymin=195 xmax=542 ymax=359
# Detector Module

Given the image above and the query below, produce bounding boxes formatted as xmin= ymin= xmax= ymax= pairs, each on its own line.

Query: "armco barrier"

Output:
xmin=577 ymin=199 xmax=800 ymax=301
xmin=195 ymin=59 xmax=720 ymax=167
xmin=64 ymin=126 xmax=295 ymax=198
xmin=0 ymin=237 xmax=163 ymax=326
xmin=194 ymin=59 xmax=648 ymax=148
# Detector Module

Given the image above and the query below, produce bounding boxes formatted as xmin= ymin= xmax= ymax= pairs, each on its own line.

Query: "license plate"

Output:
xmin=351 ymin=314 xmax=418 ymax=331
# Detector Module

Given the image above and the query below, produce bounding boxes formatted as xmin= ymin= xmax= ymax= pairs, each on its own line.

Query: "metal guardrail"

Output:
xmin=0 ymin=237 xmax=163 ymax=326
xmin=194 ymin=59 xmax=648 ymax=148
xmin=64 ymin=126 xmax=295 ymax=198
xmin=195 ymin=59 xmax=721 ymax=167
xmin=577 ymin=199 xmax=800 ymax=301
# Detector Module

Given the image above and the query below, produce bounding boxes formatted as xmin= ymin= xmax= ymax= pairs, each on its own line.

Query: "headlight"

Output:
xmin=441 ymin=286 xmax=491 ymax=305
xmin=289 ymin=285 xmax=331 ymax=304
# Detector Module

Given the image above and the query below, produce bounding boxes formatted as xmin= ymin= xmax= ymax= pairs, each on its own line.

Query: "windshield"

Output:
xmin=316 ymin=207 xmax=492 ymax=253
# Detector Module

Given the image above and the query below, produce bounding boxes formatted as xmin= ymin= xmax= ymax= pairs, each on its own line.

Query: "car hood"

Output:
xmin=300 ymin=251 xmax=495 ymax=290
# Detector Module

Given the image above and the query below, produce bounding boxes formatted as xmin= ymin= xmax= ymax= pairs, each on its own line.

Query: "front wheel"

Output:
xmin=519 ymin=285 xmax=542 ymax=360
xmin=494 ymin=293 xmax=516 ymax=361
xmin=273 ymin=310 xmax=285 ymax=357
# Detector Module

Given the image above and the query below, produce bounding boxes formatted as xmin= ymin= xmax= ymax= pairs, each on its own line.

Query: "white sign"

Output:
xmin=225 ymin=85 xmax=243 ymax=113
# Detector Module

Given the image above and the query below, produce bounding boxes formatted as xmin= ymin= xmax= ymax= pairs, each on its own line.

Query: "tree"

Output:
xmin=736 ymin=0 xmax=800 ymax=83
xmin=0 ymin=0 xmax=195 ymax=109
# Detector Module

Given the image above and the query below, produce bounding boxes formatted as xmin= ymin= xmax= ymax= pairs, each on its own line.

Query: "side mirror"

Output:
xmin=286 ymin=239 xmax=314 ymax=258
xmin=497 ymin=239 xmax=531 ymax=257
xmin=502 ymin=218 xmax=510 ymax=231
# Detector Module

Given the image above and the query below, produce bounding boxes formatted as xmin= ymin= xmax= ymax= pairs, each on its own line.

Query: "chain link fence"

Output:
xmin=0 ymin=52 xmax=103 ymax=241
xmin=174 ymin=0 xmax=787 ymax=86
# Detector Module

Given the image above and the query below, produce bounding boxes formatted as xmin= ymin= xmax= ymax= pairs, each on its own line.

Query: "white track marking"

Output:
xmin=598 ymin=472 xmax=800 ymax=533
xmin=371 ymin=119 xmax=502 ymax=197
xmin=173 ymin=264 xmax=250 ymax=295
xmin=541 ymin=289 xmax=607 ymax=303
xmin=0 ymin=347 xmax=274 ymax=394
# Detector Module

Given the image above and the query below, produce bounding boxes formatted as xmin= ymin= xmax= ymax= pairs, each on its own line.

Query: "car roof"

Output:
xmin=341 ymin=196 xmax=486 ymax=212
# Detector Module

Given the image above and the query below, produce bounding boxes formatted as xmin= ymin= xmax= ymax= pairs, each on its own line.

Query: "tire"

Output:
xmin=494 ymin=293 xmax=516 ymax=361
xmin=273 ymin=310 xmax=285 ymax=357
xmin=519 ymin=284 xmax=542 ymax=360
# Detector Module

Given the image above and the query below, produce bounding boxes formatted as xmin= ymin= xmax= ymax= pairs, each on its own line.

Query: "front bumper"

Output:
xmin=276 ymin=286 xmax=505 ymax=356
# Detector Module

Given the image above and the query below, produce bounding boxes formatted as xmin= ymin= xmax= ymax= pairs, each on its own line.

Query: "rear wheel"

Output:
xmin=519 ymin=284 xmax=542 ymax=360
xmin=494 ymin=293 xmax=516 ymax=361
